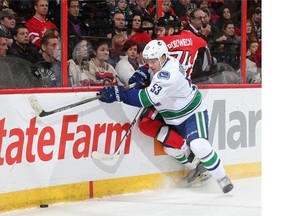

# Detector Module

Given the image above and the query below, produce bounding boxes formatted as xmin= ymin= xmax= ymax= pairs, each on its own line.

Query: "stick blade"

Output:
xmin=29 ymin=95 xmax=44 ymax=115
xmin=91 ymin=151 xmax=117 ymax=161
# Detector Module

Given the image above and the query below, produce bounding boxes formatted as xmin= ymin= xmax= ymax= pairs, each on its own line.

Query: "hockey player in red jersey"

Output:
xmin=155 ymin=15 xmax=214 ymax=82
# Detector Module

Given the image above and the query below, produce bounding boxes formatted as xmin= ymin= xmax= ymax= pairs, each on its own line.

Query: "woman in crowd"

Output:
xmin=115 ymin=40 xmax=138 ymax=85
xmin=246 ymin=19 xmax=259 ymax=45
xmin=246 ymin=40 xmax=261 ymax=83
xmin=109 ymin=32 xmax=128 ymax=68
xmin=213 ymin=20 xmax=241 ymax=69
xmin=68 ymin=38 xmax=95 ymax=87
xmin=216 ymin=5 xmax=240 ymax=36
xmin=127 ymin=11 xmax=151 ymax=44
xmin=88 ymin=38 xmax=118 ymax=86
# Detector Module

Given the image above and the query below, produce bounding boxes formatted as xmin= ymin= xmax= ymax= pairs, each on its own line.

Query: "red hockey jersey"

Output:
xmin=159 ymin=30 xmax=209 ymax=77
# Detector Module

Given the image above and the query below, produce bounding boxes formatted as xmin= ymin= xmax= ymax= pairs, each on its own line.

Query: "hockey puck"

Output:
xmin=40 ymin=204 xmax=49 ymax=208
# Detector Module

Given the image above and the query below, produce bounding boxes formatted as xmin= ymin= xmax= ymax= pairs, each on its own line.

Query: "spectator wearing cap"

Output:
xmin=0 ymin=9 xmax=17 ymax=47
xmin=25 ymin=0 xmax=57 ymax=47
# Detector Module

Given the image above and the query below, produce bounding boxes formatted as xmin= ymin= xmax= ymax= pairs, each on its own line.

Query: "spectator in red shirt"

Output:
xmin=25 ymin=0 xmax=57 ymax=47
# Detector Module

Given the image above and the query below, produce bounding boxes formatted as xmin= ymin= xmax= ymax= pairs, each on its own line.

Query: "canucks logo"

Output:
xmin=157 ymin=71 xmax=170 ymax=79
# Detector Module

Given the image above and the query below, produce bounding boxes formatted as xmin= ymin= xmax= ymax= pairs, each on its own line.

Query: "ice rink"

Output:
xmin=2 ymin=176 xmax=261 ymax=216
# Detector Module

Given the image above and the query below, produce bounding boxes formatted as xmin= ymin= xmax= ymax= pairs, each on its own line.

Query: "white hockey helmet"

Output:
xmin=143 ymin=40 xmax=168 ymax=60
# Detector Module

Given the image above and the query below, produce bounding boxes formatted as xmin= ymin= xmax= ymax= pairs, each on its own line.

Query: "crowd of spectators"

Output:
xmin=0 ymin=0 xmax=262 ymax=88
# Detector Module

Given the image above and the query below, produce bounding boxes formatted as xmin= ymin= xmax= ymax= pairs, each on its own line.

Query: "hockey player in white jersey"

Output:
xmin=98 ymin=40 xmax=233 ymax=193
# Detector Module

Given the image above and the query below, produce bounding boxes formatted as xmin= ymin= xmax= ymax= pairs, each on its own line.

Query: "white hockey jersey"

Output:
xmin=139 ymin=56 xmax=206 ymax=125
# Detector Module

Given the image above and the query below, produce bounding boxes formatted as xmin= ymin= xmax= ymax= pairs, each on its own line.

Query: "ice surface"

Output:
xmin=1 ymin=177 xmax=261 ymax=216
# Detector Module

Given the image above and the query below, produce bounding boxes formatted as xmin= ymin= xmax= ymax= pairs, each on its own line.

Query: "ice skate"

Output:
xmin=183 ymin=162 xmax=212 ymax=186
xmin=217 ymin=175 xmax=234 ymax=193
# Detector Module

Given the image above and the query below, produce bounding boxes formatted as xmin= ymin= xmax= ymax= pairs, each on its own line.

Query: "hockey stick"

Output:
xmin=29 ymin=94 xmax=103 ymax=117
xmin=91 ymin=107 xmax=144 ymax=161
xmin=29 ymin=84 xmax=136 ymax=117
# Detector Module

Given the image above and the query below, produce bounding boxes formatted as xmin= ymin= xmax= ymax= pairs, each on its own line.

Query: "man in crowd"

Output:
xmin=34 ymin=34 xmax=62 ymax=87
xmin=111 ymin=12 xmax=126 ymax=37
xmin=0 ymin=31 xmax=39 ymax=88
xmin=25 ymin=0 xmax=57 ymax=47
xmin=68 ymin=0 xmax=85 ymax=37
xmin=8 ymin=24 xmax=39 ymax=63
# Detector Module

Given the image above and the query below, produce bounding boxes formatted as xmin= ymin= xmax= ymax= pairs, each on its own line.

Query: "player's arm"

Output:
xmin=98 ymin=86 xmax=152 ymax=108
xmin=98 ymin=70 xmax=173 ymax=108
xmin=98 ymin=79 xmax=166 ymax=108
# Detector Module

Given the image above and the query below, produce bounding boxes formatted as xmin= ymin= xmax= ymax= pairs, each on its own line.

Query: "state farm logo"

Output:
xmin=0 ymin=115 xmax=132 ymax=166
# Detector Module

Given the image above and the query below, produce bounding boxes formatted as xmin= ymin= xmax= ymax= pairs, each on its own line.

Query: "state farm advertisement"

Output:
xmin=0 ymin=88 xmax=261 ymax=193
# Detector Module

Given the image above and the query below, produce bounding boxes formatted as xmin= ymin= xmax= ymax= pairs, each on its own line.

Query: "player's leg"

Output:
xmin=177 ymin=110 xmax=233 ymax=193
xmin=138 ymin=107 xmax=194 ymax=167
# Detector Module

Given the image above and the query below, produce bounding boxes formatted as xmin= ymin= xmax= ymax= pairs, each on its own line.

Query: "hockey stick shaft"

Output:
xmin=29 ymin=83 xmax=136 ymax=117
xmin=39 ymin=95 xmax=103 ymax=117
xmin=29 ymin=94 xmax=103 ymax=117
xmin=91 ymin=107 xmax=144 ymax=160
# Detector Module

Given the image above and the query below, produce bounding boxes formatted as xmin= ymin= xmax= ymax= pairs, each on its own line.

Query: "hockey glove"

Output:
xmin=128 ymin=65 xmax=150 ymax=89
xmin=98 ymin=86 xmax=126 ymax=103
